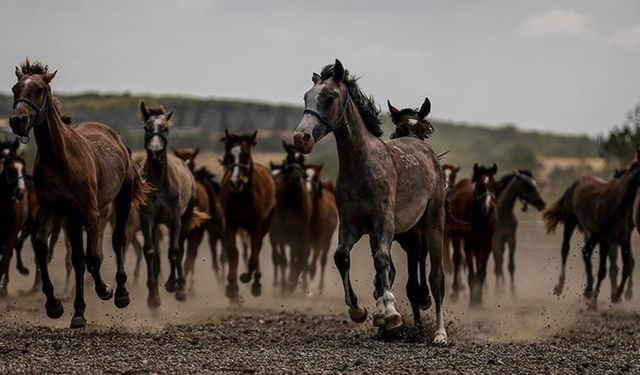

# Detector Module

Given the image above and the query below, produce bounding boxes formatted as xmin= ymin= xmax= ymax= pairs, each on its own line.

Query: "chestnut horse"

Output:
xmin=304 ymin=164 xmax=338 ymax=292
xmin=449 ymin=163 xmax=498 ymax=306
xmin=544 ymin=151 xmax=639 ymax=308
xmin=139 ymin=102 xmax=208 ymax=306
xmin=9 ymin=60 xmax=149 ymax=328
xmin=220 ymin=130 xmax=275 ymax=301
xmin=269 ymin=141 xmax=312 ymax=293
xmin=492 ymin=170 xmax=545 ymax=295
xmin=293 ymin=60 xmax=447 ymax=344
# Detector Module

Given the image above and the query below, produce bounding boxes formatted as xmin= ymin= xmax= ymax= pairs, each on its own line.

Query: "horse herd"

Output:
xmin=0 ymin=58 xmax=637 ymax=345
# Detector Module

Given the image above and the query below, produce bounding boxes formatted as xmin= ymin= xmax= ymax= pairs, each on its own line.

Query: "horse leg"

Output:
xmin=166 ymin=213 xmax=187 ymax=302
xmin=141 ymin=214 xmax=160 ymax=308
xmin=33 ymin=210 xmax=63 ymax=319
xmin=492 ymin=234 xmax=506 ymax=295
xmin=581 ymin=234 xmax=598 ymax=299
xmin=130 ymin=232 xmax=144 ymax=283
xmin=625 ymin=251 xmax=635 ymax=300
xmin=206 ymin=223 xmax=221 ymax=277
xmin=184 ymin=226 xmax=204 ymax=285
xmin=84 ymin=210 xmax=113 ymax=301
xmin=466 ymin=247 xmax=480 ymax=306
xmin=588 ymin=239 xmax=609 ymax=310
xmin=476 ymin=245 xmax=492 ymax=305
xmin=319 ymin=239 xmax=330 ymax=293
xmin=608 ymin=245 xmax=619 ymax=301
xmin=248 ymin=230 xmax=265 ymax=297
xmin=371 ymin=225 xmax=402 ymax=331
xmin=65 ymin=218 xmax=87 ymax=328
xmin=334 ymin=225 xmax=366 ymax=324
xmin=223 ymin=226 xmax=240 ymax=302
xmin=269 ymin=236 xmax=280 ymax=288
xmin=451 ymin=235 xmax=464 ymax=301
xmin=507 ymin=235 xmax=517 ymax=296
xmin=424 ymin=202 xmax=447 ymax=345
xmin=442 ymin=232 xmax=452 ymax=274
xmin=613 ymin=237 xmax=633 ymax=303
xmin=405 ymin=244 xmax=422 ymax=329
xmin=112 ymin=181 xmax=132 ymax=309
xmin=554 ymin=216 xmax=577 ymax=295
xmin=14 ymin=227 xmax=30 ymax=275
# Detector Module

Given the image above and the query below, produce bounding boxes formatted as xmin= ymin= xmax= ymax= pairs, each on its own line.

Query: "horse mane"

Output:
xmin=495 ymin=170 xmax=534 ymax=197
xmin=19 ymin=59 xmax=49 ymax=75
xmin=194 ymin=166 xmax=220 ymax=194
xmin=144 ymin=104 xmax=170 ymax=117
xmin=320 ymin=65 xmax=383 ymax=137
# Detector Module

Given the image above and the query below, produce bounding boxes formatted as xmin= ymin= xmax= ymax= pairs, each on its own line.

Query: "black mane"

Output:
xmin=20 ymin=59 xmax=49 ymax=75
xmin=496 ymin=170 xmax=533 ymax=197
xmin=320 ymin=64 xmax=383 ymax=137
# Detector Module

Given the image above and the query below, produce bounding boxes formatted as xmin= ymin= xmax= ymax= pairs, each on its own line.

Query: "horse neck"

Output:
xmin=33 ymin=91 xmax=70 ymax=165
xmin=145 ymin=153 xmax=169 ymax=187
xmin=610 ymin=167 xmax=640 ymax=212
xmin=496 ymin=177 xmax=519 ymax=217
xmin=333 ymin=101 xmax=377 ymax=175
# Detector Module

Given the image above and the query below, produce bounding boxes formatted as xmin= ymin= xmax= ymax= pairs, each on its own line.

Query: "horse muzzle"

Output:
xmin=8 ymin=115 xmax=30 ymax=137
xmin=293 ymin=131 xmax=314 ymax=154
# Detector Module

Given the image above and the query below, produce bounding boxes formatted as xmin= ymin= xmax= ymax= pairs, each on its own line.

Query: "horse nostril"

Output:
xmin=302 ymin=133 xmax=311 ymax=142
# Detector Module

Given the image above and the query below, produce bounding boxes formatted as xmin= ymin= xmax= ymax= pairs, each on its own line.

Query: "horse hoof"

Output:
xmin=70 ymin=315 xmax=86 ymax=329
xmin=175 ymin=291 xmax=187 ymax=302
xmin=251 ymin=283 xmax=262 ymax=297
xmin=624 ymin=289 xmax=633 ymax=301
xmin=419 ymin=296 xmax=432 ymax=311
xmin=349 ymin=304 xmax=368 ymax=324
xmin=45 ymin=299 xmax=64 ymax=319
xmin=583 ymin=288 xmax=593 ymax=299
xmin=611 ymin=292 xmax=622 ymax=304
xmin=384 ymin=311 xmax=403 ymax=331
xmin=225 ymin=285 xmax=239 ymax=299
xmin=239 ymin=273 xmax=252 ymax=283
xmin=433 ymin=331 xmax=448 ymax=346
xmin=114 ymin=290 xmax=130 ymax=309
xmin=147 ymin=295 xmax=161 ymax=309
xmin=97 ymin=284 xmax=114 ymax=301
xmin=553 ymin=284 xmax=564 ymax=296
xmin=165 ymin=280 xmax=177 ymax=293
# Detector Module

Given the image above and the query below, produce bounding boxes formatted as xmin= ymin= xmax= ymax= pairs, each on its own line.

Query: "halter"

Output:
xmin=12 ymin=87 xmax=49 ymax=144
xmin=302 ymin=86 xmax=351 ymax=133
xmin=476 ymin=191 xmax=496 ymax=202
xmin=144 ymin=128 xmax=168 ymax=150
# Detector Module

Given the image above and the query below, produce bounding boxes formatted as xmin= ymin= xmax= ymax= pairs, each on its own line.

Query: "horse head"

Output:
xmin=220 ymin=129 xmax=257 ymax=191
xmin=472 ymin=163 xmax=498 ymax=217
xmin=388 ymin=98 xmax=434 ymax=140
xmin=140 ymin=101 xmax=175 ymax=164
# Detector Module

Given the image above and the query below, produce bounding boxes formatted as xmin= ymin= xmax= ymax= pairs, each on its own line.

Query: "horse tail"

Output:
xmin=542 ymin=183 xmax=575 ymax=234
xmin=189 ymin=208 xmax=211 ymax=230
xmin=132 ymin=165 xmax=153 ymax=209
xmin=445 ymin=198 xmax=473 ymax=231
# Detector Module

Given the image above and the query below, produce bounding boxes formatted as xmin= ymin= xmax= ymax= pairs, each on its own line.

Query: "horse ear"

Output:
xmin=15 ymin=66 xmax=23 ymax=80
xmin=387 ymin=100 xmax=400 ymax=122
xmin=165 ymin=107 xmax=175 ymax=122
xmin=42 ymin=70 xmax=57 ymax=84
xmin=220 ymin=129 xmax=231 ymax=143
xmin=251 ymin=130 xmax=258 ymax=145
xmin=473 ymin=163 xmax=479 ymax=174
xmin=317 ymin=164 xmax=324 ymax=173
xmin=454 ymin=166 xmax=461 ymax=173
xmin=418 ymin=97 xmax=431 ymax=119
xmin=333 ymin=59 xmax=345 ymax=83
xmin=140 ymin=101 xmax=150 ymax=121
xmin=11 ymin=138 xmax=19 ymax=152
xmin=312 ymin=72 xmax=321 ymax=84
xmin=491 ymin=163 xmax=498 ymax=175
xmin=282 ymin=140 xmax=290 ymax=152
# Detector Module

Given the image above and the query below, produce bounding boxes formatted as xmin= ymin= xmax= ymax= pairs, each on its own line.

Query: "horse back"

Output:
xmin=251 ymin=163 xmax=276 ymax=220
xmin=166 ymin=154 xmax=196 ymax=216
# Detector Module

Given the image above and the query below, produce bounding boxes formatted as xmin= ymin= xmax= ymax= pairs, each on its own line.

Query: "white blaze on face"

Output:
xmin=15 ymin=161 xmax=25 ymax=191
xmin=147 ymin=119 xmax=165 ymax=153
xmin=305 ymin=168 xmax=316 ymax=192
xmin=408 ymin=118 xmax=418 ymax=126
xmin=483 ymin=176 xmax=491 ymax=213
xmin=230 ymin=145 xmax=241 ymax=184
xmin=444 ymin=168 xmax=452 ymax=190
xmin=272 ymin=168 xmax=282 ymax=177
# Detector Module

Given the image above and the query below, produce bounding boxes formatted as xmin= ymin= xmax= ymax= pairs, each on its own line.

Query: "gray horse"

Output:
xmin=492 ymin=170 xmax=545 ymax=295
xmin=293 ymin=59 xmax=447 ymax=345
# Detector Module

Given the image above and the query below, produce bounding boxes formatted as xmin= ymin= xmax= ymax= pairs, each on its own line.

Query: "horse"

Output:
xmin=194 ymin=166 xmax=225 ymax=277
xmin=219 ymin=130 xmax=276 ymax=301
xmin=544 ymin=151 xmax=639 ymax=308
xmin=138 ymin=102 xmax=208 ymax=306
xmin=269 ymin=141 xmax=312 ymax=293
xmin=449 ymin=163 xmax=498 ymax=306
xmin=387 ymin=98 xmax=434 ymax=141
xmin=9 ymin=60 xmax=149 ymax=328
xmin=304 ymin=164 xmax=338 ymax=292
xmin=293 ymin=60 xmax=447 ymax=344
xmin=441 ymin=163 xmax=461 ymax=273
xmin=492 ymin=170 xmax=545 ymax=295
xmin=173 ymin=148 xmax=220 ymax=284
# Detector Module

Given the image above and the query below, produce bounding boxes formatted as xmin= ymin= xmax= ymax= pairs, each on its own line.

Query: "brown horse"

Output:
xmin=544 ymin=151 xmax=639 ymax=308
xmin=441 ymin=162 xmax=461 ymax=274
xmin=220 ymin=130 xmax=276 ymax=301
xmin=139 ymin=102 xmax=208 ymax=306
xmin=269 ymin=141 xmax=312 ymax=293
xmin=304 ymin=164 xmax=338 ymax=292
xmin=449 ymin=163 xmax=498 ymax=305
xmin=388 ymin=98 xmax=434 ymax=141
xmin=9 ymin=60 xmax=149 ymax=328
xmin=293 ymin=60 xmax=448 ymax=344
xmin=194 ymin=166 xmax=225 ymax=277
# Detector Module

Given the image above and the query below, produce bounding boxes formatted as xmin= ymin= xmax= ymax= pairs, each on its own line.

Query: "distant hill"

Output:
xmin=0 ymin=92 xmax=599 ymax=172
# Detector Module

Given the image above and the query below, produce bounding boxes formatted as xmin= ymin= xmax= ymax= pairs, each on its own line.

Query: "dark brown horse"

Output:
xmin=293 ymin=60 xmax=447 ymax=344
xmin=304 ymin=164 xmax=338 ymax=292
xmin=9 ymin=60 xmax=149 ymax=328
xmin=220 ymin=130 xmax=276 ymax=301
xmin=449 ymin=163 xmax=498 ymax=305
xmin=492 ymin=170 xmax=545 ymax=295
xmin=139 ymin=102 xmax=208 ymax=306
xmin=441 ymin=162 xmax=461 ymax=274
xmin=388 ymin=98 xmax=434 ymax=141
xmin=544 ymin=151 xmax=639 ymax=308
xmin=269 ymin=141 xmax=312 ymax=293
xmin=194 ymin=166 xmax=225 ymax=277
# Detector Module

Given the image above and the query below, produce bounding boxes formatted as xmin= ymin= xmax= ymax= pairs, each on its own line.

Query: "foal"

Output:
xmin=9 ymin=60 xmax=148 ymax=327
xmin=449 ymin=164 xmax=498 ymax=305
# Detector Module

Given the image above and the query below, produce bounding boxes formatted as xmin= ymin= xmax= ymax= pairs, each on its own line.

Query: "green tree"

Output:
xmin=601 ymin=103 xmax=640 ymax=161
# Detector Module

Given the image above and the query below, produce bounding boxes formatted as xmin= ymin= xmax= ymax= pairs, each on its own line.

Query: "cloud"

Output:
xmin=520 ymin=9 xmax=596 ymax=39
xmin=610 ymin=25 xmax=640 ymax=49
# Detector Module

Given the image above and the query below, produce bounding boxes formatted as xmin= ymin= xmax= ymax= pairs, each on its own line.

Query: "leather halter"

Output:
xmin=302 ymin=87 xmax=351 ymax=133
xmin=12 ymin=87 xmax=49 ymax=144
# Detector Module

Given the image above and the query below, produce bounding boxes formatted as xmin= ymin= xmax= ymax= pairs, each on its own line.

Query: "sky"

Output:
xmin=1 ymin=0 xmax=639 ymax=135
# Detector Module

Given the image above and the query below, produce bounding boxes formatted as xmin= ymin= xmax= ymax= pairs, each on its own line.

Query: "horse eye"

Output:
xmin=35 ymin=87 xmax=43 ymax=95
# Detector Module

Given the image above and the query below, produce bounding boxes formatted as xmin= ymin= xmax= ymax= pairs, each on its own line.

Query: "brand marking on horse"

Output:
xmin=392 ymin=146 xmax=419 ymax=168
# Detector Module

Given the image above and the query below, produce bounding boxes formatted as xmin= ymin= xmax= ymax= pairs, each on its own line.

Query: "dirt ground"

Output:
xmin=0 ymin=216 xmax=639 ymax=374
